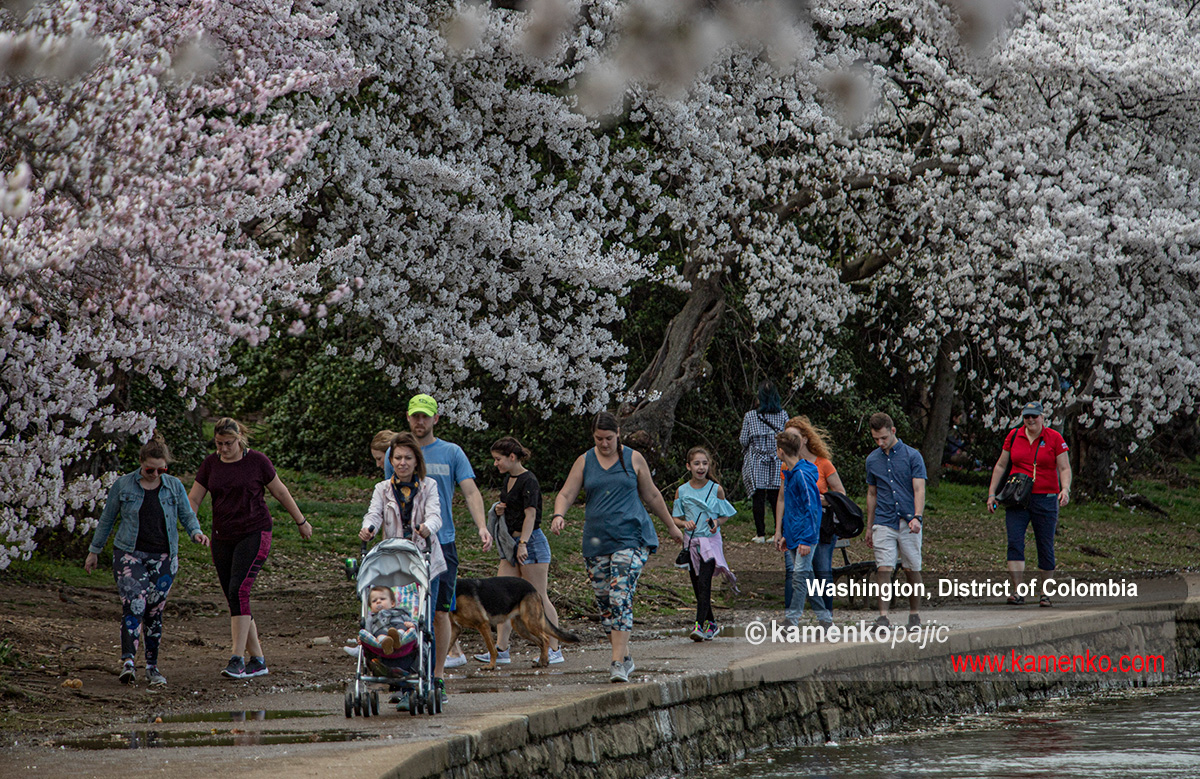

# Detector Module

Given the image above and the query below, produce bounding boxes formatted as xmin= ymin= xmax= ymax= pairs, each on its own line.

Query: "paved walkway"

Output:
xmin=4 ymin=583 xmax=1194 ymax=779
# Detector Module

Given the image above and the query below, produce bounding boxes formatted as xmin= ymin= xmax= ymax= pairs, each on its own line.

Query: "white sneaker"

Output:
xmin=444 ymin=653 xmax=467 ymax=668
xmin=752 ymin=536 xmax=766 ymax=544
xmin=547 ymin=647 xmax=564 ymax=665
xmin=473 ymin=648 xmax=511 ymax=664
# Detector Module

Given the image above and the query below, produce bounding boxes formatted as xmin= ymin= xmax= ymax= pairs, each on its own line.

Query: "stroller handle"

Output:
xmin=362 ymin=525 xmax=375 ymax=559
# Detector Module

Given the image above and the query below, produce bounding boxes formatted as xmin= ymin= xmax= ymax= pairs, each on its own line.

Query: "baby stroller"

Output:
xmin=344 ymin=533 xmax=439 ymax=717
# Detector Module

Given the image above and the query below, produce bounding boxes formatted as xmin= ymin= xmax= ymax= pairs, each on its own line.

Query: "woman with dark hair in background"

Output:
xmin=550 ymin=412 xmax=684 ymax=683
xmin=188 ymin=418 xmax=312 ymax=680
xmin=477 ymin=436 xmax=565 ymax=665
xmin=739 ymin=381 xmax=789 ymax=543
xmin=85 ymin=437 xmax=209 ymax=687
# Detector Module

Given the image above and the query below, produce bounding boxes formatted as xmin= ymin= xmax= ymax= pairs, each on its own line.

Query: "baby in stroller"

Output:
xmin=347 ymin=535 xmax=441 ymax=717
xmin=359 ymin=585 xmax=418 ymax=672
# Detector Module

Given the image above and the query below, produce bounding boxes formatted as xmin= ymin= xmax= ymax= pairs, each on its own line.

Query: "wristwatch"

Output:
xmin=912 ymin=515 xmax=923 ymax=522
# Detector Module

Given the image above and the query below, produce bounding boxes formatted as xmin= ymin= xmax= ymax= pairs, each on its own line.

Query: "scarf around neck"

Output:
xmin=390 ymin=476 xmax=419 ymax=536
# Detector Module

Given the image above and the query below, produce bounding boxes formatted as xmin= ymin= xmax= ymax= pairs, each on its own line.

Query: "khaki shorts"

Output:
xmin=872 ymin=524 xmax=922 ymax=571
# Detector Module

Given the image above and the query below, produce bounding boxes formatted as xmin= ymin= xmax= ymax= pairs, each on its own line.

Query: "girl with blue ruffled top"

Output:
xmin=672 ymin=447 xmax=738 ymax=642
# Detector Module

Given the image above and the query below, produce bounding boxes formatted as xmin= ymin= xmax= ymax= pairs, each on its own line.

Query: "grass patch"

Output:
xmin=6 ymin=461 xmax=1199 ymax=610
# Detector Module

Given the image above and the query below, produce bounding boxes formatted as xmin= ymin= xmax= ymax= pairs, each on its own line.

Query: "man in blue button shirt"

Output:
xmin=864 ymin=412 xmax=926 ymax=628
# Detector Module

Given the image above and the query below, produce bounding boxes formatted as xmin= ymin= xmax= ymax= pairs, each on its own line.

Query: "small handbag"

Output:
xmin=995 ymin=472 xmax=1034 ymax=509
xmin=996 ymin=436 xmax=1044 ymax=510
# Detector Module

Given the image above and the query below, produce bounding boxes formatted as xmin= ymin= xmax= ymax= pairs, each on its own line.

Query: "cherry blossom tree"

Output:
xmin=287 ymin=0 xmax=672 ymax=428
xmin=0 ymin=0 xmax=359 ymax=567
xmin=818 ymin=0 xmax=1200 ymax=485
xmin=289 ymin=0 xmax=1200 ymax=483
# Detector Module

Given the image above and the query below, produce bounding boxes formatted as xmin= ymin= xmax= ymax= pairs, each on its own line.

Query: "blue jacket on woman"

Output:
xmin=88 ymin=470 xmax=203 ymax=571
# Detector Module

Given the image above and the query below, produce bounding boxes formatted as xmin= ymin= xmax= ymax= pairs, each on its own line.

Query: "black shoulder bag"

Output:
xmin=996 ymin=431 xmax=1043 ymax=511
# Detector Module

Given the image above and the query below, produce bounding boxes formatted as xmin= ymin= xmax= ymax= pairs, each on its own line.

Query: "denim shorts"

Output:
xmin=514 ymin=528 xmax=552 ymax=565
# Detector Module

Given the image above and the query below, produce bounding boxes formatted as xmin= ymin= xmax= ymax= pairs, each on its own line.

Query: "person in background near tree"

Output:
xmin=550 ymin=412 xmax=685 ymax=683
xmin=188 ymin=418 xmax=312 ymax=680
xmin=370 ymin=430 xmax=396 ymax=472
xmin=775 ymin=416 xmax=847 ymax=616
xmin=864 ymin=412 xmax=926 ymax=628
xmin=739 ymin=381 xmax=789 ymax=544
xmin=987 ymin=401 xmax=1072 ymax=607
xmin=384 ymin=395 xmax=493 ymax=700
xmin=476 ymin=436 xmax=566 ymax=665
xmin=85 ymin=437 xmax=209 ymax=687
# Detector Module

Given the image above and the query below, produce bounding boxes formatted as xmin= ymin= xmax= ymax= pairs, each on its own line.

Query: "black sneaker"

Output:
xmin=221 ymin=655 xmax=246 ymax=679
xmin=873 ymin=615 xmax=890 ymax=628
xmin=907 ymin=613 xmax=921 ymax=628
xmin=118 ymin=660 xmax=136 ymax=684
xmin=243 ymin=656 xmax=269 ymax=678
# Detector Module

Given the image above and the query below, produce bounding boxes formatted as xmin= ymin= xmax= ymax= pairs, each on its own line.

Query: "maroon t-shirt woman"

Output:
xmin=189 ymin=419 xmax=312 ymax=679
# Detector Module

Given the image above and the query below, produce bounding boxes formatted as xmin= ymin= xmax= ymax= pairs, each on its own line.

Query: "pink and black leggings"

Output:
xmin=211 ymin=531 xmax=271 ymax=617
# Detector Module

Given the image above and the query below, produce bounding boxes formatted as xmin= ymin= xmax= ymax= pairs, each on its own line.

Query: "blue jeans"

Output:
xmin=785 ymin=546 xmax=831 ymax=625
xmin=1005 ymin=494 xmax=1058 ymax=569
xmin=812 ymin=536 xmax=837 ymax=612
xmin=784 ymin=536 xmax=837 ymax=612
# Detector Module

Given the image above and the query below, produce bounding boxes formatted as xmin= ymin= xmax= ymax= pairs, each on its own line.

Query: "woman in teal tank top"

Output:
xmin=550 ymin=412 xmax=685 ymax=683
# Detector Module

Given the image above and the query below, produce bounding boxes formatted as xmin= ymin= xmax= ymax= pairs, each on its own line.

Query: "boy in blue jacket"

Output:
xmin=773 ymin=431 xmax=832 ymax=627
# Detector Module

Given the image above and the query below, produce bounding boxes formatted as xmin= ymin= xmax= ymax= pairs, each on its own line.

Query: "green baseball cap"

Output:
xmin=408 ymin=394 xmax=438 ymax=417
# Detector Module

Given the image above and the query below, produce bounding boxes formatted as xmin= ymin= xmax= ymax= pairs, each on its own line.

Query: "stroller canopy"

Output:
xmin=356 ymin=538 xmax=430 ymax=597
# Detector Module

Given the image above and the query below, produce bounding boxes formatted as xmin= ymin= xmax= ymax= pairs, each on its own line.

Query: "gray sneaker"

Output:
xmin=243 ymin=656 xmax=269 ymax=678
xmin=473 ymin=648 xmax=511 ymax=664
xmin=623 ymin=655 xmax=635 ymax=675
xmin=146 ymin=666 xmax=167 ymax=688
xmin=118 ymin=661 xmax=136 ymax=684
xmin=609 ymin=660 xmax=629 ymax=683
xmin=221 ymin=655 xmax=246 ymax=679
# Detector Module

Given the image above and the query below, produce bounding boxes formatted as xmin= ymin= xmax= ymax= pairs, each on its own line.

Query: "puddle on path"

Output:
xmin=152 ymin=709 xmax=326 ymax=724
xmin=56 ymin=728 xmax=377 ymax=750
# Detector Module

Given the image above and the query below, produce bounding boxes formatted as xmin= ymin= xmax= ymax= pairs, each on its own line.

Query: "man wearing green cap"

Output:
xmin=386 ymin=394 xmax=491 ymax=702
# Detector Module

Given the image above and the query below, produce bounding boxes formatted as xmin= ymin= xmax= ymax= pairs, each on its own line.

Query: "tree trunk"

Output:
xmin=617 ymin=270 xmax=726 ymax=472
xmin=1071 ymin=423 xmax=1117 ymax=495
xmin=920 ymin=331 xmax=964 ymax=487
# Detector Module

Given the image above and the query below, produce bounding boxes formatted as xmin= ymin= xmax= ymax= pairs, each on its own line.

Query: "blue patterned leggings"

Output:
xmin=585 ymin=547 xmax=649 ymax=633
xmin=113 ymin=550 xmax=174 ymax=666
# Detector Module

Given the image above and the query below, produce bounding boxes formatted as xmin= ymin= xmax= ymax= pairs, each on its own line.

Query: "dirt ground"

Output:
xmin=0 ymin=536 xmax=807 ymax=745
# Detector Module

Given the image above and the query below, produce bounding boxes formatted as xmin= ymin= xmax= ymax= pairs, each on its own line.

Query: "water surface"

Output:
xmin=704 ymin=688 xmax=1200 ymax=778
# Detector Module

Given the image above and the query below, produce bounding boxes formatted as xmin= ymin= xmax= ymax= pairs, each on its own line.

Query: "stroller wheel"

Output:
xmin=358 ymin=691 xmax=370 ymax=718
xmin=353 ymin=691 xmax=363 ymax=717
xmin=371 ymin=690 xmax=380 ymax=716
xmin=408 ymin=690 xmax=419 ymax=717
xmin=344 ymin=687 xmax=354 ymax=718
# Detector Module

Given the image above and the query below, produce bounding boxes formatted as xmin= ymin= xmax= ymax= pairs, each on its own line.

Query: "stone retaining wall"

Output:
xmin=389 ymin=608 xmax=1193 ymax=779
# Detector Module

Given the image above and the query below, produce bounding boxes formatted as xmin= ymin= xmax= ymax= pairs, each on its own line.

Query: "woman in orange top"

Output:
xmin=775 ymin=416 xmax=846 ymax=613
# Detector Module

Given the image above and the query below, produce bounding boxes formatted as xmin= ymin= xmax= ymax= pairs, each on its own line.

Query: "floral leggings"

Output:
xmin=585 ymin=547 xmax=649 ymax=634
xmin=113 ymin=550 xmax=174 ymax=667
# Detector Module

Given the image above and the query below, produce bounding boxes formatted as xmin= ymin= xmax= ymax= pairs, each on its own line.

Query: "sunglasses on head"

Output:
xmin=143 ymin=466 xmax=169 ymax=475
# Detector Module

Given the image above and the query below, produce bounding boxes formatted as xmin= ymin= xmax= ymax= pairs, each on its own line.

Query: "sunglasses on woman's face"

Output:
xmin=143 ymin=466 xmax=169 ymax=475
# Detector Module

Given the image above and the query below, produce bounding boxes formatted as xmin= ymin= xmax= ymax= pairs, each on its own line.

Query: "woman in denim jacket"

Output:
xmin=85 ymin=438 xmax=209 ymax=687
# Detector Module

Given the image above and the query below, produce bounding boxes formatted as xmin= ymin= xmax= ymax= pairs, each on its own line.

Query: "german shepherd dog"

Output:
xmin=449 ymin=576 xmax=580 ymax=668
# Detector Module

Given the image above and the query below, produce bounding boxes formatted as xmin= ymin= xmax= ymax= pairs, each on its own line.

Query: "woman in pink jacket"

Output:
xmin=359 ymin=432 xmax=447 ymax=582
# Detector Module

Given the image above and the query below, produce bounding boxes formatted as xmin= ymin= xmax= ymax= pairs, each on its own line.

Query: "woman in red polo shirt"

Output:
xmin=987 ymin=401 xmax=1073 ymax=606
